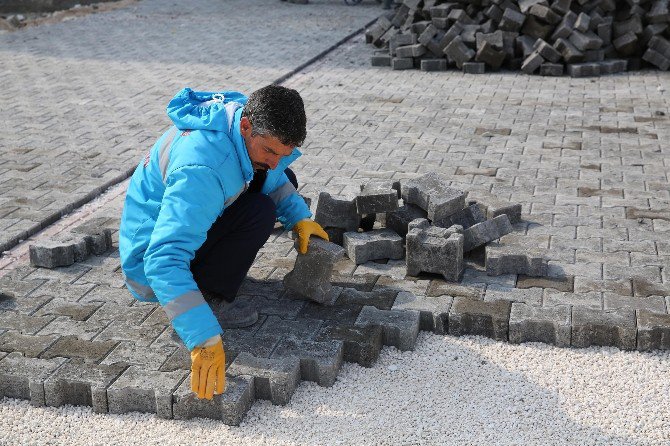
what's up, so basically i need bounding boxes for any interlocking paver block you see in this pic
[314,192,359,232]
[444,35,475,69]
[355,183,399,215]
[384,204,428,238]
[34,298,100,321]
[521,51,544,74]
[354,305,420,351]
[40,335,118,363]
[637,310,670,351]
[270,338,344,387]
[29,238,79,269]
[254,316,323,342]
[336,288,399,310]
[391,291,453,334]
[226,352,300,406]
[603,295,666,313]
[107,366,187,419]
[70,219,113,255]
[283,238,345,305]
[448,297,511,341]
[435,202,486,229]
[0,331,58,358]
[0,352,67,406]
[533,38,561,62]
[402,173,466,223]
[499,8,526,32]
[463,215,513,252]
[172,375,255,425]
[315,324,383,368]
[406,220,464,282]
[486,243,548,277]
[343,229,403,265]
[509,303,571,347]
[571,307,636,350]
[44,361,126,413]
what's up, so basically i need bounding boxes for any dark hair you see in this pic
[241,85,307,147]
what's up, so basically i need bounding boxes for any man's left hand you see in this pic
[292,219,329,254]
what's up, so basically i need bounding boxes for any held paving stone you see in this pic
[172,375,255,425]
[226,353,300,406]
[509,303,571,347]
[107,366,188,419]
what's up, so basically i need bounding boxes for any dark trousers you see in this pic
[190,169,298,302]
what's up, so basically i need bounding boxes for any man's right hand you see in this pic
[190,335,226,399]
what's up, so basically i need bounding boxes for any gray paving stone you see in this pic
[283,238,345,305]
[0,352,67,406]
[354,305,420,351]
[40,335,119,364]
[0,331,58,358]
[434,202,486,229]
[391,291,452,334]
[637,310,670,351]
[343,229,403,265]
[314,192,359,232]
[34,298,100,321]
[298,302,362,326]
[336,288,399,311]
[100,342,176,370]
[355,183,399,215]
[406,220,464,282]
[485,243,548,277]
[448,297,511,341]
[463,215,513,252]
[427,281,484,299]
[509,303,571,347]
[226,353,300,406]
[172,375,255,425]
[571,307,636,350]
[255,316,323,341]
[315,324,383,368]
[384,204,428,238]
[603,295,667,314]
[401,172,466,223]
[0,312,54,335]
[107,366,187,418]
[517,275,574,292]
[270,338,344,387]
[44,361,126,413]
[93,322,165,347]
[484,285,543,306]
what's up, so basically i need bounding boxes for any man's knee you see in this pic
[239,193,276,238]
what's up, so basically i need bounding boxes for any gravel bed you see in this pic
[1,333,668,446]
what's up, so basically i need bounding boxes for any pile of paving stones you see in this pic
[366,0,670,76]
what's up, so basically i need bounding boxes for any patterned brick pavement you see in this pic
[0,0,381,252]
[0,1,669,426]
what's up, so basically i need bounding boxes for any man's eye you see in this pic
[264,148,273,154]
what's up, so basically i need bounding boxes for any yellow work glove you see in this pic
[292,219,329,254]
[190,335,226,400]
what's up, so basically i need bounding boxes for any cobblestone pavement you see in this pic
[0,0,381,252]
[1,3,670,426]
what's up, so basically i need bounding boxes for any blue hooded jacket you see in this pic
[118,88,311,350]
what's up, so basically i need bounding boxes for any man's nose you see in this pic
[268,156,280,170]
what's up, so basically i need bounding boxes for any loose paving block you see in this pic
[533,38,561,62]
[70,221,113,256]
[107,367,187,418]
[569,30,603,51]
[643,48,670,70]
[315,324,383,368]
[392,291,453,334]
[529,4,560,24]
[371,54,392,67]
[613,32,638,56]
[270,338,343,387]
[0,353,67,406]
[649,36,670,58]
[571,307,636,350]
[392,57,414,70]
[29,239,78,269]
[343,229,403,265]
[462,215,513,252]
[444,36,475,68]
[475,40,506,69]
[472,196,522,224]
[406,220,464,282]
[226,353,300,406]
[637,310,670,351]
[0,331,59,357]
[567,62,601,77]
[499,8,526,32]
[356,183,399,215]
[485,243,548,277]
[283,238,345,305]
[420,58,448,71]
[521,51,544,74]
[172,375,255,425]
[336,288,399,311]
[44,361,126,413]
[574,12,590,32]
[384,204,428,237]
[401,172,466,223]
[509,303,571,347]
[434,202,486,229]
[355,306,421,351]
[448,297,511,341]
[555,37,584,62]
[522,16,553,40]
[540,62,564,75]
[463,61,486,73]
[40,336,119,363]
[395,44,426,58]
[314,192,359,232]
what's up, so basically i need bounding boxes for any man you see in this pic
[118,85,328,401]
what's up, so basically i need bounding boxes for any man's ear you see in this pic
[240,116,252,138]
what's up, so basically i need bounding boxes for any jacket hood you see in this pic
[166,88,247,132]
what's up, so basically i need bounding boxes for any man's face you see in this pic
[240,116,294,171]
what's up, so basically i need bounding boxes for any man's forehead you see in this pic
[262,134,294,155]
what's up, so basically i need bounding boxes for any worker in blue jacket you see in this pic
[119,85,328,400]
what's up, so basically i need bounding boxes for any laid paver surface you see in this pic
[0,0,381,252]
[1,0,670,427]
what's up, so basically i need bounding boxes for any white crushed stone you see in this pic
[1,333,668,446]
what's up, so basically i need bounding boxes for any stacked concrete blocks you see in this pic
[343,229,404,265]
[366,0,670,76]
[283,238,345,305]
[406,219,464,282]
[463,215,513,252]
[401,172,466,224]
